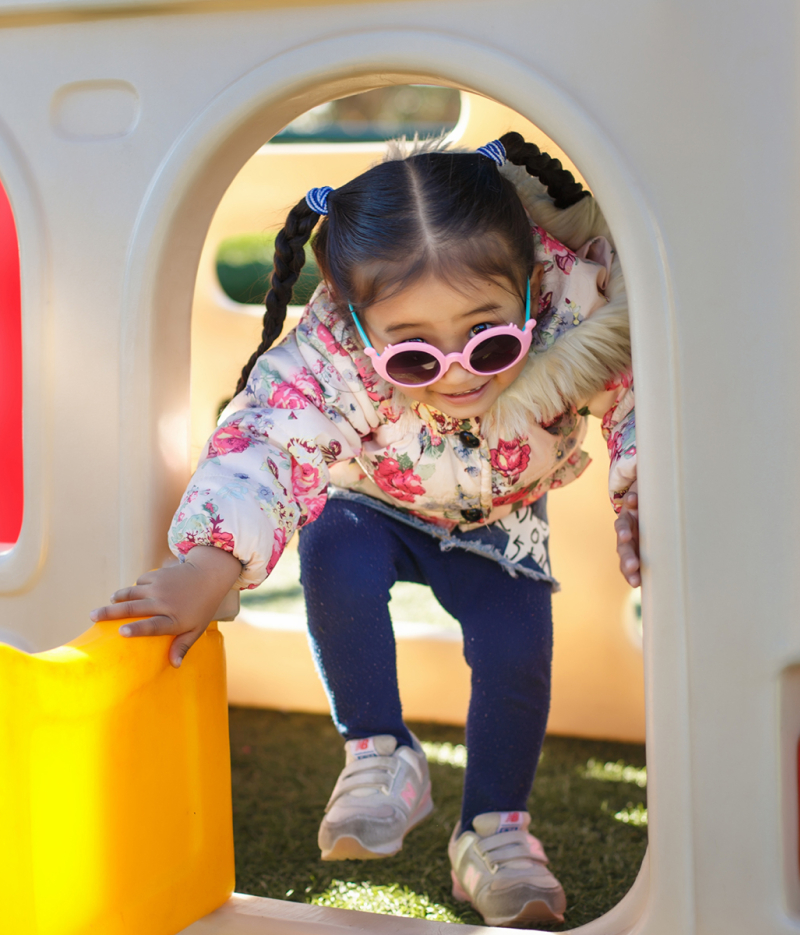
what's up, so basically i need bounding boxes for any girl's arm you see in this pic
[92,323,370,663]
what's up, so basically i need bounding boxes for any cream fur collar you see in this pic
[479,165,629,437]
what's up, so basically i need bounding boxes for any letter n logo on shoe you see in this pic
[352,738,377,759]
[400,780,416,807]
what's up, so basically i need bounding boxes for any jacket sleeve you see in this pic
[167,315,379,589]
[587,375,636,512]
[578,238,635,511]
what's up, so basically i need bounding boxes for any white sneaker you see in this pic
[318,734,433,860]
[448,811,566,927]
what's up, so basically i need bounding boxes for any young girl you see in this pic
[92,132,639,928]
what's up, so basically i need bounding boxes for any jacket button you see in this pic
[459,431,481,448]
[460,508,483,523]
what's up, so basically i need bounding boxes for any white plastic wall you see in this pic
[1,1,799,933]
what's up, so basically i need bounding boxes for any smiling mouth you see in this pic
[439,382,489,399]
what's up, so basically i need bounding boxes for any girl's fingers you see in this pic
[109,585,149,604]
[169,627,206,668]
[618,544,640,578]
[626,566,641,587]
[90,598,158,622]
[615,513,636,542]
[118,616,178,638]
[615,511,641,587]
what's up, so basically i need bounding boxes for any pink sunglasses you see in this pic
[350,282,535,388]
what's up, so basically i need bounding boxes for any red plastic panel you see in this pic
[0,180,22,548]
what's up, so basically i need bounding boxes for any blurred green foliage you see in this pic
[216,232,322,306]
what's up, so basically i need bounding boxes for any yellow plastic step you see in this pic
[0,620,234,935]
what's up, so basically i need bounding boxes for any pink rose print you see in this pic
[491,488,531,508]
[303,493,327,524]
[208,419,252,458]
[316,322,349,358]
[265,526,287,576]
[493,478,547,508]
[210,529,235,552]
[534,225,568,255]
[373,457,425,504]
[490,439,532,482]
[353,353,386,393]
[555,251,576,275]
[174,504,236,557]
[267,382,309,410]
[293,368,325,406]
[607,431,624,460]
[604,370,633,391]
[291,459,322,498]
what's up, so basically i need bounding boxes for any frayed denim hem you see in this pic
[327,487,560,592]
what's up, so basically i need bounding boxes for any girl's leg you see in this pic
[298,499,424,748]
[425,551,553,830]
[300,501,439,861]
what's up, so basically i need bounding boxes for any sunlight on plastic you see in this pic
[583,758,647,787]
[421,740,467,768]
[310,880,461,922]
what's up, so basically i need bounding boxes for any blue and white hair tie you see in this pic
[476,140,506,167]
[305,186,334,216]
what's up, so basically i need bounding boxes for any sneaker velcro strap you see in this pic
[477,829,543,867]
[324,756,400,810]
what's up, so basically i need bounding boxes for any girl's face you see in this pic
[359,265,544,419]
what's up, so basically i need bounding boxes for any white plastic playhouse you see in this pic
[1,1,799,934]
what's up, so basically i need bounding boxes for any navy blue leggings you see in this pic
[298,499,553,831]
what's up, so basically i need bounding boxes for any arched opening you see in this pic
[0,178,22,553]
[121,34,681,932]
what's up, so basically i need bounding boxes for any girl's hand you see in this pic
[89,546,242,667]
[614,481,641,587]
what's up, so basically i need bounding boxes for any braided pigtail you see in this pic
[234,197,320,395]
[500,131,588,210]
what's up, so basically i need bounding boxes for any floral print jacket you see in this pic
[169,226,636,590]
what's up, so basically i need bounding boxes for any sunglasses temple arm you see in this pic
[524,280,531,324]
[349,306,373,348]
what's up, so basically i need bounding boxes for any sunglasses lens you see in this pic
[469,333,523,373]
[385,349,442,385]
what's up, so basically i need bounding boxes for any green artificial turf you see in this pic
[230,708,647,930]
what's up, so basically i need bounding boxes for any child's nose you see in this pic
[436,361,478,389]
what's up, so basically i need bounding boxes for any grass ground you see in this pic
[230,708,647,930]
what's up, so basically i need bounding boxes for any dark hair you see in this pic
[234,130,589,395]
